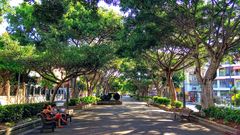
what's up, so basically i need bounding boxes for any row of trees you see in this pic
[0,0,239,109]
[110,0,239,108]
[0,0,122,102]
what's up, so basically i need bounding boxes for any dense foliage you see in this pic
[203,107,240,124]
[0,102,46,122]
[153,96,171,106]
[68,96,100,106]
[173,101,183,108]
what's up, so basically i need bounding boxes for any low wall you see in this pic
[0,119,41,135]
[0,95,47,105]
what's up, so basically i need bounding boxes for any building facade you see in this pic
[185,63,240,103]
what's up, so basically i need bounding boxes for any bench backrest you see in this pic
[37,112,50,123]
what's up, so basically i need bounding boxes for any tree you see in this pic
[143,43,193,101]
[0,0,9,23]
[7,0,122,102]
[114,0,194,102]
[168,0,240,108]
[0,33,34,97]
[110,0,239,108]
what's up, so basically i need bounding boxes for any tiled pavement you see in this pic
[22,96,223,135]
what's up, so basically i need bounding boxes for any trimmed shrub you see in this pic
[68,98,80,106]
[153,96,171,106]
[0,102,46,123]
[80,96,100,104]
[173,101,183,108]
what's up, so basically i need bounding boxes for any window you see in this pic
[219,68,225,76]
[236,80,240,88]
[213,80,218,88]
[219,79,232,88]
[234,69,240,76]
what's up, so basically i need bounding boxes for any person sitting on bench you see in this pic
[50,104,68,124]
[42,104,67,128]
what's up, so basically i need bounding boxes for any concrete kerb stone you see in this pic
[0,104,93,135]
[190,115,238,134]
[149,102,238,134]
[0,119,41,135]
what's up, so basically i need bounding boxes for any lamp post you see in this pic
[182,68,186,108]
[66,81,70,109]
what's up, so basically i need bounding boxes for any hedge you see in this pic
[203,106,240,124]
[173,101,183,108]
[0,102,46,123]
[69,96,100,106]
[153,96,171,106]
[69,98,80,106]
[80,96,100,104]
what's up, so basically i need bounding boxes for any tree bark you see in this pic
[200,80,214,109]
[72,77,79,98]
[165,71,177,102]
[50,81,64,103]
[195,56,221,109]
[0,72,11,98]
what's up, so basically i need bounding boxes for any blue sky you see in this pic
[0,0,121,35]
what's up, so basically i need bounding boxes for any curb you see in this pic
[190,115,238,134]
[0,119,41,135]
[0,104,93,135]
[150,102,238,134]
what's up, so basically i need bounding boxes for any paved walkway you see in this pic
[23,96,223,135]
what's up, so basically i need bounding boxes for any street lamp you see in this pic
[182,68,186,108]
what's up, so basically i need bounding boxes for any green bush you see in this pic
[68,98,80,106]
[232,93,240,105]
[173,101,183,108]
[153,96,171,106]
[195,104,202,111]
[80,96,100,104]
[203,106,240,124]
[0,102,46,123]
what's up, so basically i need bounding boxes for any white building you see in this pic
[185,62,240,103]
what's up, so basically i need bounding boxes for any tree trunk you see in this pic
[22,82,26,103]
[72,77,79,98]
[50,81,64,103]
[166,71,177,102]
[0,71,11,96]
[200,80,214,109]
[195,57,221,109]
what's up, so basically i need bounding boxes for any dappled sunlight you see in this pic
[148,130,161,134]
[96,113,115,116]
[179,123,211,132]
[163,133,177,135]
[73,127,88,130]
[109,125,121,128]
[113,130,134,134]
[26,97,222,135]
[156,119,173,122]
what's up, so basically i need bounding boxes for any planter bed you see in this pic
[151,102,239,134]
[150,103,181,112]
[0,119,40,135]
[68,103,92,110]
[0,104,94,135]
[97,100,122,105]
[190,115,238,134]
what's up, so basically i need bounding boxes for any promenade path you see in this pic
[24,96,222,135]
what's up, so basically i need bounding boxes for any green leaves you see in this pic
[0,0,9,23]
[0,33,35,72]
